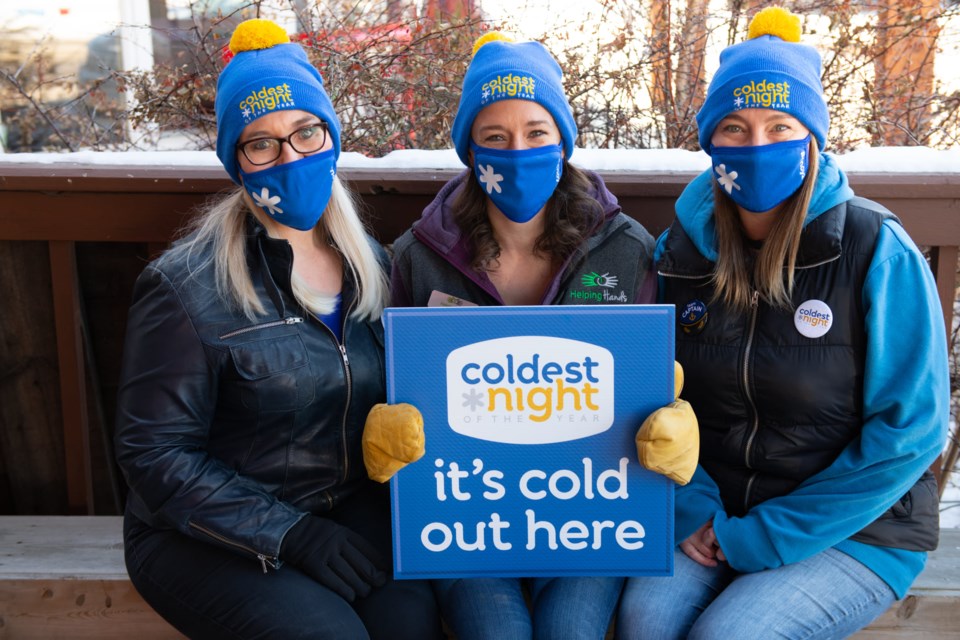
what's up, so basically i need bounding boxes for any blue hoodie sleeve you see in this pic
[675,465,725,543]
[713,220,950,572]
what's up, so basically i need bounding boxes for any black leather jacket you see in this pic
[115,217,387,568]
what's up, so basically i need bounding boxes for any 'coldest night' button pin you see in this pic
[679,300,708,335]
[794,299,833,338]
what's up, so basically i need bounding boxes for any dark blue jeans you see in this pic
[124,484,443,640]
[433,575,623,640]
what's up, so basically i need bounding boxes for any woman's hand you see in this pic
[280,516,386,602]
[680,520,726,567]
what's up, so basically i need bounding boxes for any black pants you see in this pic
[124,484,444,640]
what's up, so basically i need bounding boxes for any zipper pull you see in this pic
[285,317,304,325]
[339,343,350,367]
[751,290,760,307]
[256,554,280,573]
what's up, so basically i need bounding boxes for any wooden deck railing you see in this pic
[1,159,958,515]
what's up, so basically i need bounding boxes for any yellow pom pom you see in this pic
[472,31,514,56]
[748,6,802,43]
[229,19,289,55]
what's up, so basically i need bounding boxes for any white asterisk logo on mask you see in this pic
[252,187,283,216]
[714,164,741,194]
[477,164,504,194]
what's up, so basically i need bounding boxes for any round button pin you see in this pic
[794,299,833,338]
[680,300,708,335]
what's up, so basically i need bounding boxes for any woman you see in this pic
[114,19,442,639]
[371,33,698,640]
[391,33,654,311]
[616,7,948,639]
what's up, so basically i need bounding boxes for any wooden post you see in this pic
[927,245,957,345]
[0,241,66,513]
[48,241,94,514]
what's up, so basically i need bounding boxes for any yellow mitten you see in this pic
[362,403,425,483]
[635,361,699,485]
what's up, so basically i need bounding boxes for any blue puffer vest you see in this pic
[657,197,938,551]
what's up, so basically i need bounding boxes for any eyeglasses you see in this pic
[236,122,329,166]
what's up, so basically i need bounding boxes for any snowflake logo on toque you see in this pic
[478,164,504,194]
[252,187,283,216]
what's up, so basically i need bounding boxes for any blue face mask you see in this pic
[709,136,811,213]
[470,141,564,223]
[239,148,337,231]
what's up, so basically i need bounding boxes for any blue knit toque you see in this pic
[215,19,341,184]
[696,7,829,151]
[451,34,577,165]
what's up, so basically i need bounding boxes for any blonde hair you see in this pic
[170,176,387,322]
[711,138,820,314]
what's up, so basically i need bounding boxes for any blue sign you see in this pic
[384,305,674,579]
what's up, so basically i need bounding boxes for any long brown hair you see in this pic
[453,161,604,272]
[711,138,820,314]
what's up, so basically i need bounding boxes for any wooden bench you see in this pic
[0,516,956,638]
[0,516,183,639]
[851,527,960,639]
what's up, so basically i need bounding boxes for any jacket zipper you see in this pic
[739,255,841,508]
[795,254,842,271]
[189,522,278,574]
[219,316,304,340]
[663,254,842,512]
[658,251,840,281]
[338,342,353,482]
[657,269,705,280]
[741,290,761,512]
[309,296,357,484]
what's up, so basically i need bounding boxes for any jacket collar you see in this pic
[246,215,357,319]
